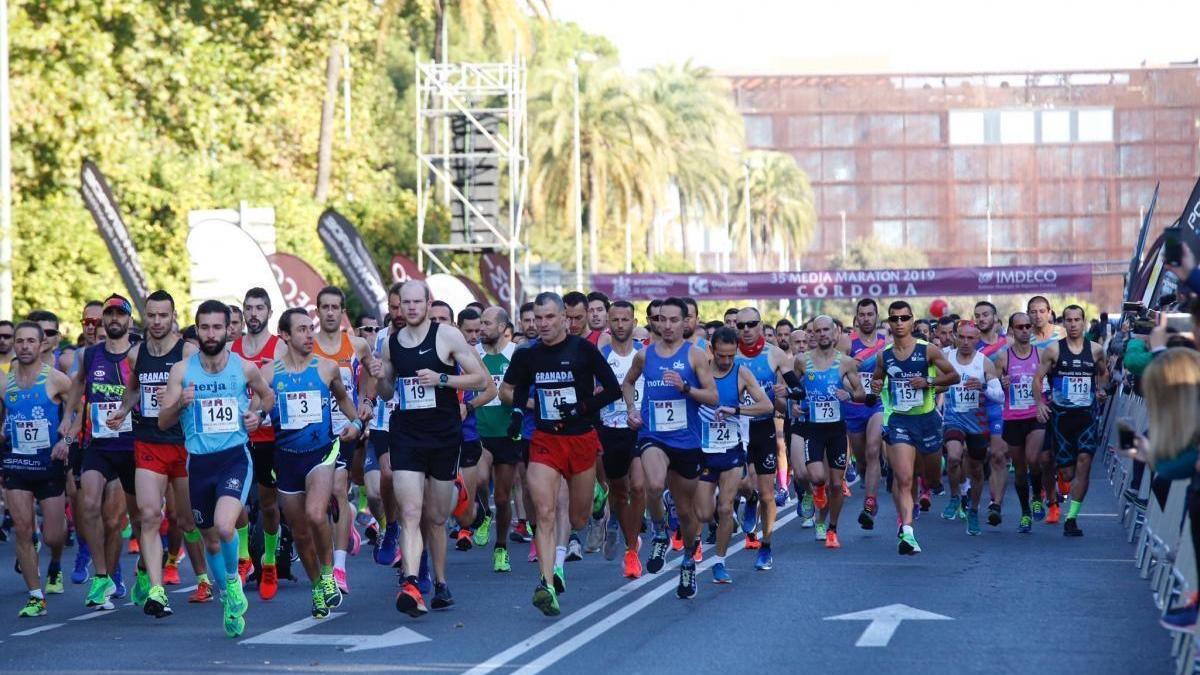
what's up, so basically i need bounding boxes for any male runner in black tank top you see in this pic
[375,280,488,617]
[108,290,209,616]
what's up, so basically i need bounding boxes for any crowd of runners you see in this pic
[0,282,1111,633]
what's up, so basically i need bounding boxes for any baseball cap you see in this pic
[102,294,132,315]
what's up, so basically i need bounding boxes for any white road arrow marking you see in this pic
[240,612,430,652]
[824,603,952,647]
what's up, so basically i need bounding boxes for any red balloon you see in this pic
[929,299,948,319]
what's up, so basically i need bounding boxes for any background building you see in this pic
[725,65,1200,307]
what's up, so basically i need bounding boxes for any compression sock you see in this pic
[220,535,240,579]
[236,525,249,559]
[1016,472,1031,516]
[262,529,279,565]
[1067,499,1083,520]
[203,550,226,592]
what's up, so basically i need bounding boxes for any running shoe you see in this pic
[918,489,932,512]
[493,547,511,573]
[754,545,773,570]
[691,539,703,563]
[163,562,181,586]
[473,515,492,547]
[71,543,91,584]
[664,490,679,532]
[143,585,173,619]
[1161,599,1199,633]
[858,506,876,531]
[1046,502,1061,524]
[532,581,560,616]
[670,529,684,552]
[311,584,330,619]
[349,522,362,556]
[375,523,399,565]
[742,493,759,534]
[456,529,474,551]
[452,474,471,520]
[1063,518,1083,537]
[226,576,249,617]
[259,563,278,600]
[417,551,433,594]
[744,532,761,549]
[845,461,859,486]
[431,582,454,610]
[237,557,254,584]
[85,575,115,610]
[1057,475,1071,502]
[566,534,583,561]
[46,570,64,595]
[511,520,533,543]
[131,568,150,607]
[592,482,609,521]
[942,496,961,521]
[585,520,605,554]
[712,562,732,584]
[623,548,643,579]
[603,517,621,561]
[395,577,427,617]
[800,492,816,520]
[322,573,342,609]
[356,508,375,528]
[222,605,245,638]
[334,567,349,594]
[677,561,698,599]
[364,520,380,548]
[897,530,922,555]
[527,541,538,563]
[646,536,669,574]
[18,596,46,618]
[1031,499,1046,522]
[189,580,214,603]
[815,522,828,542]
[801,515,815,529]
[966,509,981,536]
[813,484,828,510]
[842,480,852,498]
[1018,515,1032,534]
[705,521,717,545]
[112,564,127,599]
[774,486,789,508]
[987,503,1002,526]
[825,530,841,549]
[553,566,566,594]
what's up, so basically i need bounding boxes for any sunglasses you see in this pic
[736,320,761,330]
[359,326,378,333]
[82,318,101,327]
[887,315,913,323]
[1012,323,1033,330]
[43,329,59,337]
[0,334,12,340]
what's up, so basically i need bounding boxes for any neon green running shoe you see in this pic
[222,603,245,638]
[553,565,566,594]
[532,581,559,616]
[131,568,151,607]
[898,530,922,555]
[311,584,329,619]
[85,576,115,610]
[18,596,46,618]
[492,546,511,573]
[592,482,609,520]
[121,522,133,540]
[815,522,828,542]
[473,515,492,547]
[224,576,248,618]
[45,570,64,595]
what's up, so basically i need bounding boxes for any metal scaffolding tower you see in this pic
[415,57,528,314]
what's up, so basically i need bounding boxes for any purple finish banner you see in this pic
[591,264,1092,301]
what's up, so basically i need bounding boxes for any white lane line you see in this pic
[1078,513,1119,517]
[12,623,64,636]
[171,584,198,595]
[465,505,799,675]
[69,610,118,621]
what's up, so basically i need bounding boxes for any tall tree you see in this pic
[732,151,817,271]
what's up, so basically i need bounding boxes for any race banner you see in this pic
[591,264,1093,301]
[268,252,350,330]
[457,275,491,306]
[317,209,388,320]
[479,252,523,309]
[80,160,150,319]
[390,253,425,283]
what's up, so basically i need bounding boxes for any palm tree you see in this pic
[732,151,817,271]
[376,0,548,59]
[528,59,671,276]
[641,62,744,260]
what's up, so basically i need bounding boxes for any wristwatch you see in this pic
[439,373,449,387]
[681,381,692,394]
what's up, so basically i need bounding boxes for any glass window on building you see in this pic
[1077,108,1114,143]
[1000,110,1036,144]
[1039,218,1071,245]
[745,115,774,148]
[787,115,821,148]
[867,114,904,145]
[822,150,856,182]
[949,110,985,145]
[989,217,1032,250]
[904,113,941,144]
[873,185,906,219]
[871,150,904,181]
[1040,110,1071,143]
[872,220,905,248]
[905,220,939,249]
[822,114,859,146]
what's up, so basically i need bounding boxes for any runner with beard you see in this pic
[973,301,1011,526]
[476,306,521,572]
[585,292,609,346]
[518,302,537,343]
[842,299,888,530]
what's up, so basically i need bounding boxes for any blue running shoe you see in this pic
[375,523,399,566]
[664,490,679,533]
[800,492,815,520]
[774,486,788,508]
[711,562,732,584]
[417,551,433,595]
[1031,499,1046,522]
[603,516,621,561]
[966,509,981,536]
[72,542,92,584]
[845,461,859,486]
[112,563,127,599]
[754,545,773,571]
[742,493,759,534]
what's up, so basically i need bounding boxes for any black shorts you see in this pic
[274,443,338,495]
[459,439,483,469]
[390,442,460,482]
[336,437,357,470]
[1049,408,1101,468]
[81,448,136,494]
[250,440,277,488]
[802,421,848,470]
[944,428,990,461]
[635,440,702,480]
[1002,418,1045,447]
[699,444,746,482]
[187,445,251,530]
[69,442,84,484]
[746,418,778,474]
[3,468,66,501]
[481,436,524,466]
[597,426,637,480]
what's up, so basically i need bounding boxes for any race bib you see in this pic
[1009,377,1034,410]
[484,375,503,406]
[650,399,686,432]
[282,390,322,430]
[1062,376,1092,406]
[13,419,50,454]
[701,420,737,453]
[537,387,577,421]
[198,397,239,434]
[891,380,923,412]
[811,398,841,423]
[859,372,873,391]
[331,367,355,427]
[140,385,163,418]
[371,397,397,431]
[951,385,979,413]
[90,401,131,439]
[397,377,435,410]
[606,380,643,415]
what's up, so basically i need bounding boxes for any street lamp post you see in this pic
[0,1,12,319]
[569,57,583,291]
[839,210,847,260]
[742,160,752,272]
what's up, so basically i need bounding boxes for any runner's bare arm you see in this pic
[735,366,773,417]
[435,327,488,391]
[1093,341,1110,397]
[687,345,719,407]
[156,361,191,431]
[621,350,646,428]
[325,360,361,442]
[377,355,396,401]
[110,345,141,425]
[59,354,88,440]
[1032,343,1058,422]
[842,358,868,403]
[470,369,499,409]
[243,360,275,433]
[926,347,961,388]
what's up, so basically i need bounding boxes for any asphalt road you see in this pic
[0,460,1174,674]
